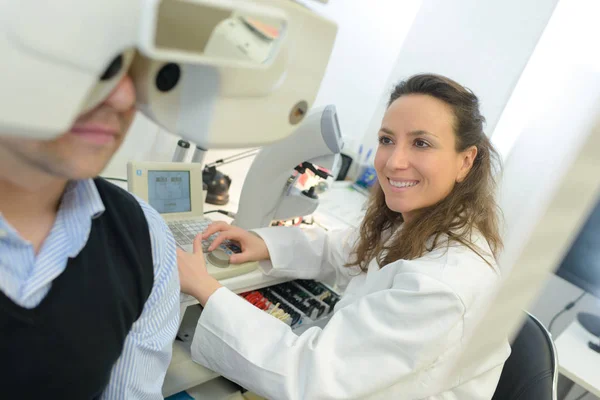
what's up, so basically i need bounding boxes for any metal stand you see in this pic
[172,140,191,162]
[578,312,600,354]
[191,146,207,166]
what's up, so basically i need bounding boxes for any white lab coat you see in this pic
[191,226,511,400]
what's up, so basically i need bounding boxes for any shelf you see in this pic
[166,273,297,396]
[224,269,292,295]
[184,377,244,399]
[179,269,292,307]
[162,340,220,398]
[163,304,217,397]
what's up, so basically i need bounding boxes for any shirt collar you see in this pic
[57,179,105,257]
[63,179,106,220]
[0,179,106,257]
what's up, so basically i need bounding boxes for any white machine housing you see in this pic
[0,0,337,149]
[235,105,344,230]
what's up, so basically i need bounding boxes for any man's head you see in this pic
[0,75,136,180]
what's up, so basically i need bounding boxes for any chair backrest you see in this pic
[492,312,558,400]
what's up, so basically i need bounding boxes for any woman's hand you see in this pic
[177,234,222,306]
[202,221,270,264]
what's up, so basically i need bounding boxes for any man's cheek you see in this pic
[121,109,137,134]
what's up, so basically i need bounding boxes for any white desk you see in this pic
[164,211,293,397]
[165,269,293,397]
[555,319,600,398]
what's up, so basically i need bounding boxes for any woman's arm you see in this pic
[177,224,358,305]
[190,267,466,400]
[199,221,359,290]
[251,226,359,290]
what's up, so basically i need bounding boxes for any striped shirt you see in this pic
[0,179,180,399]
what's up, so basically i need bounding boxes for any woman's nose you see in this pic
[386,145,410,170]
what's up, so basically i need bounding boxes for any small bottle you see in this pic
[354,148,376,189]
[355,164,377,189]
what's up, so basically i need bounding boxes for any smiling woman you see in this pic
[352,73,502,270]
[178,73,509,400]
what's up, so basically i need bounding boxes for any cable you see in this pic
[205,149,259,168]
[102,177,127,182]
[203,209,236,218]
[572,390,589,400]
[548,290,586,335]
[309,218,330,231]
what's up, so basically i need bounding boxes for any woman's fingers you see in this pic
[199,222,262,264]
[201,221,231,238]
[193,233,204,255]
[207,231,233,252]
[229,252,251,265]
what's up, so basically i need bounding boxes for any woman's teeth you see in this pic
[389,179,418,188]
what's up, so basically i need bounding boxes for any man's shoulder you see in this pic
[93,178,169,238]
[95,179,176,275]
[132,195,173,248]
[132,193,181,300]
[93,178,136,202]
[137,197,170,239]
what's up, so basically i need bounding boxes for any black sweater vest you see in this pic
[0,179,154,399]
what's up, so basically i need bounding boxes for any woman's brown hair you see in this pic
[349,73,502,271]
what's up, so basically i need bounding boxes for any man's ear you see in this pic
[457,146,478,183]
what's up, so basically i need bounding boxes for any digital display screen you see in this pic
[148,170,191,214]
[555,194,600,298]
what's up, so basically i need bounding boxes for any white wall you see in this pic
[504,2,600,397]
[299,0,422,145]
[492,0,600,333]
[358,0,560,152]
[492,0,600,161]
[102,0,423,180]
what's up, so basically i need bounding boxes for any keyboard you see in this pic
[167,218,241,254]
[167,218,216,252]
[167,218,255,281]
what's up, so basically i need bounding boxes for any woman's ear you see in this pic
[457,146,478,183]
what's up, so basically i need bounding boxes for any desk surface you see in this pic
[555,318,600,397]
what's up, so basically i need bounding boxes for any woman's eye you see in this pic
[378,136,393,145]
[414,139,430,148]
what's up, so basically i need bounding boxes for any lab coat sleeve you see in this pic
[191,267,466,400]
[251,226,359,289]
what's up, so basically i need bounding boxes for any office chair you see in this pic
[492,312,558,400]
